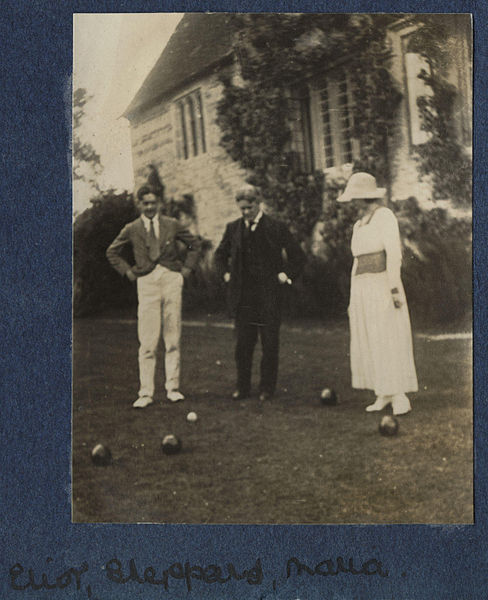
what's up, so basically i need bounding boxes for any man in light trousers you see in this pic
[106,185,201,407]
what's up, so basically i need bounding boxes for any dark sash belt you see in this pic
[355,250,386,275]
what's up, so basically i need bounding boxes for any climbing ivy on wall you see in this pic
[216,13,402,241]
[408,15,472,206]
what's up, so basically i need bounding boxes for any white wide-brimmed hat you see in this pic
[336,172,386,203]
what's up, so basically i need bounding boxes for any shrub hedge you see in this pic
[74,192,471,328]
[73,191,138,316]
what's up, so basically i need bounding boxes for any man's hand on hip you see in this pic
[278,272,292,285]
[223,272,231,283]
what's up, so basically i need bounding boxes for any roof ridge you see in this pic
[124,13,240,119]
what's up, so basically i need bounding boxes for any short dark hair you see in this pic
[137,185,157,202]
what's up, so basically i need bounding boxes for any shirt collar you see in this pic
[141,214,157,230]
[253,210,264,226]
[245,209,263,230]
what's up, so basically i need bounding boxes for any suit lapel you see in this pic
[236,219,246,250]
[230,219,244,267]
[135,217,147,244]
[255,213,266,233]
[132,218,151,261]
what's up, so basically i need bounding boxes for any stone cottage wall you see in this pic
[386,18,471,205]
[129,69,248,248]
[386,21,433,205]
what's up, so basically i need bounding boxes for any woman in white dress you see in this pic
[337,172,418,415]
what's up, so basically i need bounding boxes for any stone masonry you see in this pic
[130,69,248,248]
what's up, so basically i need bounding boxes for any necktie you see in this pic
[148,218,160,262]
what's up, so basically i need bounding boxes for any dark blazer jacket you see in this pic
[106,215,201,278]
[214,213,306,318]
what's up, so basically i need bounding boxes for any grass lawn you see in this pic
[72,317,472,524]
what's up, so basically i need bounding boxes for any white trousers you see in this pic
[136,265,183,398]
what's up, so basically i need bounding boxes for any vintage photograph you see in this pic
[72,13,472,524]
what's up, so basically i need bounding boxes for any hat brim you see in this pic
[337,188,386,203]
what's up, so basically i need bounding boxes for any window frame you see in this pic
[174,88,207,160]
[288,86,314,173]
[309,70,359,172]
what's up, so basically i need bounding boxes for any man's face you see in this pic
[237,197,260,223]
[139,193,159,219]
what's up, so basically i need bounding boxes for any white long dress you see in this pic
[348,207,418,396]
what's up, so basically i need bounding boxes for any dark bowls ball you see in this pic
[161,434,182,455]
[320,388,338,406]
[91,443,112,466]
[379,416,399,436]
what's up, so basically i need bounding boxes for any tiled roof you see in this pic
[124,13,239,119]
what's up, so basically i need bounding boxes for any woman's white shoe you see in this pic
[392,393,412,415]
[365,396,392,412]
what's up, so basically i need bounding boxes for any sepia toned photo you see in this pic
[72,12,472,524]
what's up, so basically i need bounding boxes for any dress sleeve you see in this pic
[350,220,359,276]
[378,208,402,291]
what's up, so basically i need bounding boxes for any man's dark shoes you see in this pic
[258,391,272,402]
[232,390,249,401]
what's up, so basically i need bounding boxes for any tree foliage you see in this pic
[214,15,471,326]
[73,190,138,316]
[73,87,103,190]
[216,14,402,241]
[408,16,472,206]
[395,197,471,326]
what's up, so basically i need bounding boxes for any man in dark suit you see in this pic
[215,184,306,401]
[106,185,201,408]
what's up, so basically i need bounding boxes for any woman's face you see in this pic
[353,198,369,215]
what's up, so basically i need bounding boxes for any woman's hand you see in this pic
[391,288,403,309]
